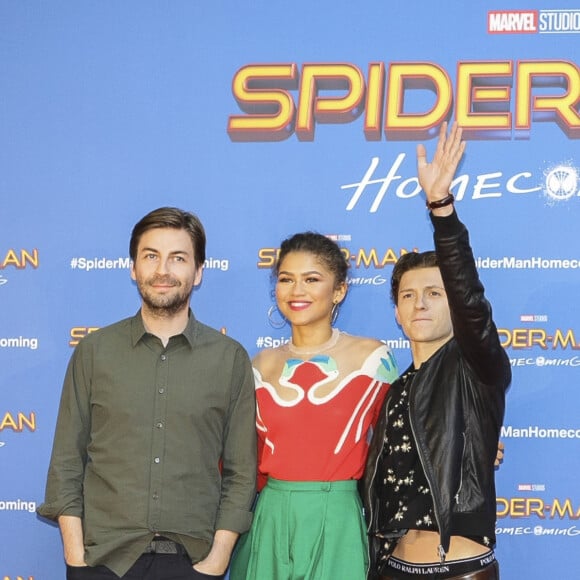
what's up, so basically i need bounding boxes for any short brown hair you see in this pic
[390,251,439,305]
[129,207,206,268]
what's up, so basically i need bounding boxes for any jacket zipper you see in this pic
[407,373,447,564]
[365,394,394,575]
[454,431,467,505]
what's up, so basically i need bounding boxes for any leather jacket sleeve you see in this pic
[432,210,511,388]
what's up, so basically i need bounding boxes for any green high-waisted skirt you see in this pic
[229,477,368,580]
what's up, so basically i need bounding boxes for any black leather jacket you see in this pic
[362,211,511,578]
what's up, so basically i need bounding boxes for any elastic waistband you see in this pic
[266,477,358,492]
[381,551,496,579]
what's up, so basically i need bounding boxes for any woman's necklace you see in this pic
[288,328,341,355]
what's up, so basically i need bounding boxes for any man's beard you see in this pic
[137,275,192,317]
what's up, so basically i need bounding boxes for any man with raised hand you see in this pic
[364,124,510,580]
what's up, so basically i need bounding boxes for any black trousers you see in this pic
[66,554,224,580]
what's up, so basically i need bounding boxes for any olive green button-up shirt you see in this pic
[38,311,257,577]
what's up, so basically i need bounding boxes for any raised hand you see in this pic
[417,121,466,208]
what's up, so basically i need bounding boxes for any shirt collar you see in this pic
[130,309,197,348]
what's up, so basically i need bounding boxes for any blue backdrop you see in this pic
[1,1,579,578]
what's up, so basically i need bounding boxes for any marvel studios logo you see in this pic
[488,9,580,34]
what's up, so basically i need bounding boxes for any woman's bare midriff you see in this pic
[392,530,489,563]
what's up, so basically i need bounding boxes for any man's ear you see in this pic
[194,266,203,286]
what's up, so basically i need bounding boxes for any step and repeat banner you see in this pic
[1,1,579,578]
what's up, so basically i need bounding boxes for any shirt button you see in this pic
[154,457,160,464]
[152,492,159,500]
[158,387,165,394]
[161,355,167,361]
[156,422,163,429]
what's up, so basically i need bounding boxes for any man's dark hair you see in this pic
[275,232,348,289]
[390,251,439,305]
[129,207,206,268]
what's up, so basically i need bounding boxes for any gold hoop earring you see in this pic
[268,305,287,329]
[331,302,340,326]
